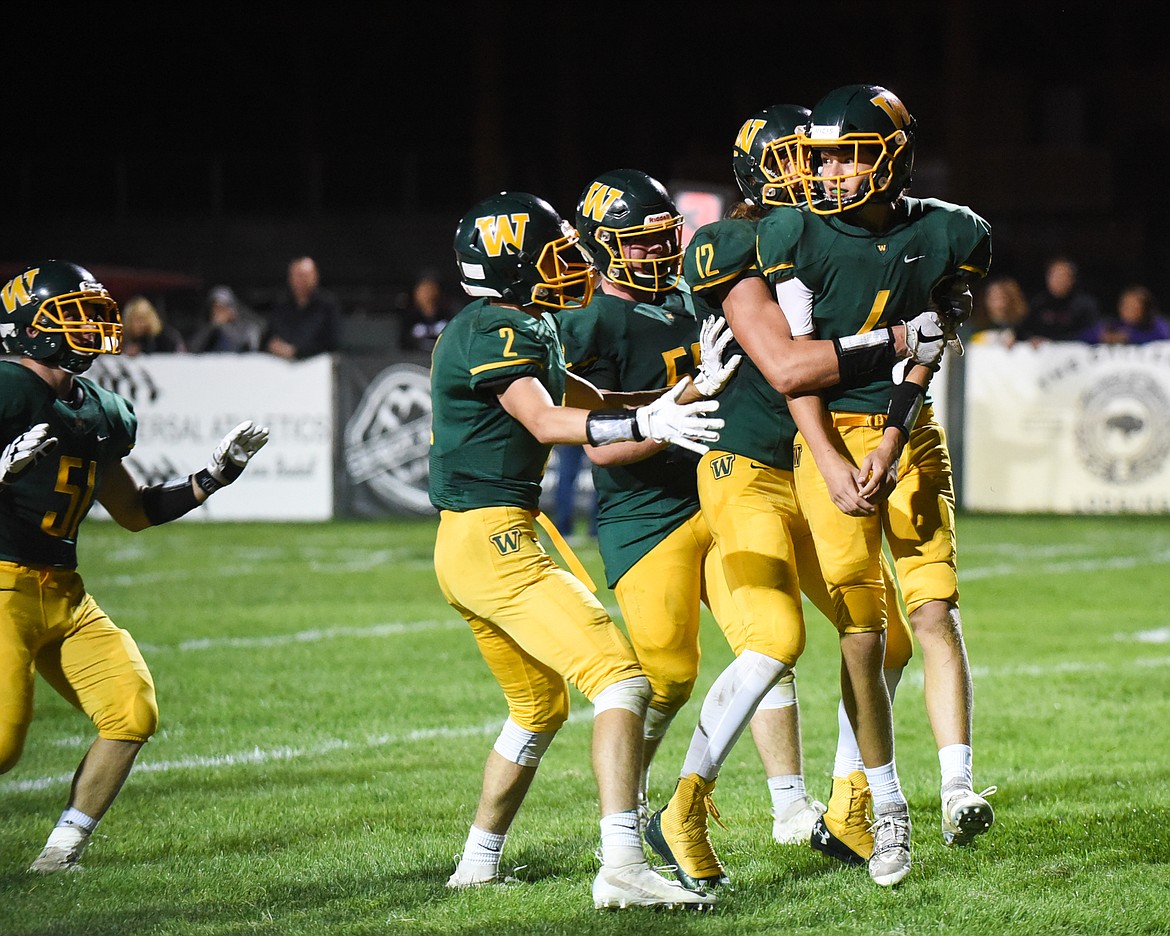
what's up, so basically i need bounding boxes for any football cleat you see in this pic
[593,861,717,910]
[29,843,87,874]
[772,794,827,846]
[645,774,730,892]
[868,801,912,887]
[941,783,997,846]
[810,770,873,865]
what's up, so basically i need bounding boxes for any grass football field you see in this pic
[2,513,1168,935]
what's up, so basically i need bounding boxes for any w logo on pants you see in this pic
[490,528,525,555]
[709,454,736,479]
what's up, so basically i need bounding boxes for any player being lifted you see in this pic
[647,106,947,890]
[772,84,996,877]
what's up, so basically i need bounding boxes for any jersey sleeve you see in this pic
[684,218,761,304]
[952,205,993,280]
[465,309,552,394]
[755,207,807,285]
[79,377,137,459]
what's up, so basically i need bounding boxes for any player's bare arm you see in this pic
[501,374,722,455]
[788,389,878,517]
[723,277,919,395]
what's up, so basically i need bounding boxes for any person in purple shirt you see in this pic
[1084,285,1170,345]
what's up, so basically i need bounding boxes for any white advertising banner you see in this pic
[964,341,1170,513]
[87,354,334,520]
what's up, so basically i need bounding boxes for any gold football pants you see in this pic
[434,507,643,733]
[793,406,959,638]
[612,510,737,719]
[697,453,911,667]
[0,561,158,773]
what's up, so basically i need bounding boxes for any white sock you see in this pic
[57,807,98,834]
[767,774,808,813]
[599,811,644,867]
[939,743,974,792]
[681,650,789,779]
[864,760,908,812]
[833,698,865,777]
[459,825,506,871]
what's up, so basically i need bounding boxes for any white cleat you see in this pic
[868,803,911,887]
[446,859,506,889]
[29,844,86,874]
[941,784,997,847]
[772,795,827,846]
[592,862,718,911]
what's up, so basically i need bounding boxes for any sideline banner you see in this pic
[335,355,434,517]
[87,354,334,520]
[964,341,1170,512]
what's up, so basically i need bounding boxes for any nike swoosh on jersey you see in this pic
[903,255,926,263]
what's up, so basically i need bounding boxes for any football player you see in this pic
[563,167,830,846]
[431,192,721,911]
[771,84,996,878]
[0,260,269,873]
[646,108,945,891]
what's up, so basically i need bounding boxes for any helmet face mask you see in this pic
[576,169,683,294]
[454,192,594,310]
[795,84,916,215]
[0,262,123,372]
[732,105,812,208]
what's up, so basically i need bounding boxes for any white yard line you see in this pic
[4,711,593,794]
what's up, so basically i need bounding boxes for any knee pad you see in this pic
[492,718,556,767]
[754,670,798,711]
[593,675,651,718]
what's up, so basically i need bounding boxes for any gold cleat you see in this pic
[645,773,730,892]
[810,770,873,865]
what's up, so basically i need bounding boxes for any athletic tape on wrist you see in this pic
[585,410,643,446]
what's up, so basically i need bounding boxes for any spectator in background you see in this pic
[189,285,263,353]
[398,269,453,354]
[263,256,342,359]
[970,275,1028,347]
[1015,255,1101,344]
[1084,285,1170,345]
[121,296,187,356]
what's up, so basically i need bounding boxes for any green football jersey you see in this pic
[684,217,800,470]
[757,197,992,414]
[559,288,708,587]
[0,361,137,568]
[429,299,566,512]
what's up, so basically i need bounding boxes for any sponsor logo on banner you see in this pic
[344,363,432,513]
[1076,372,1170,484]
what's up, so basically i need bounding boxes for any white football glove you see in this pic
[206,420,270,485]
[635,379,723,455]
[904,310,948,368]
[0,423,58,486]
[692,315,743,398]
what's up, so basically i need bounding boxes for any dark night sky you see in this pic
[6,2,1167,307]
